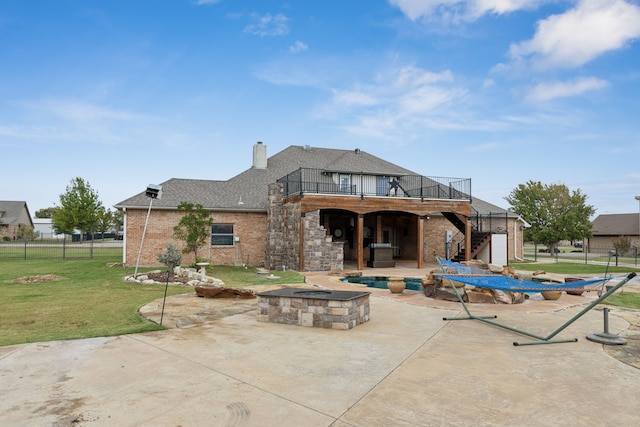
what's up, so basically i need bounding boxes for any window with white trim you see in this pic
[211,223,234,246]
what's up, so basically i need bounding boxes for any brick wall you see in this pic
[124,209,267,267]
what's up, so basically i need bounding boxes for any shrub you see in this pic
[157,243,182,269]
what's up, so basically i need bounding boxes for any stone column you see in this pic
[356,214,364,270]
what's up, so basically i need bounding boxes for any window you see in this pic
[340,174,351,194]
[211,223,234,246]
[377,176,389,196]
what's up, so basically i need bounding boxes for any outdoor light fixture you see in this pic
[145,184,162,199]
[134,184,163,277]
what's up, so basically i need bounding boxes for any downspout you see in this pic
[514,218,523,261]
[514,215,531,261]
[122,207,127,265]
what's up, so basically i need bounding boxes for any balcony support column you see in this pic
[417,215,425,269]
[356,214,364,270]
[465,217,472,261]
[299,212,306,271]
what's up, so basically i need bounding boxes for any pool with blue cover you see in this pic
[341,276,423,291]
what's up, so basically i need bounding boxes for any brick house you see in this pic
[0,201,34,240]
[589,213,640,249]
[115,143,524,271]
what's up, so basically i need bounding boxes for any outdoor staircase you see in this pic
[452,231,491,262]
[441,212,492,262]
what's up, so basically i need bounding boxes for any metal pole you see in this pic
[636,195,640,266]
[133,198,154,277]
[160,263,172,325]
[516,272,636,346]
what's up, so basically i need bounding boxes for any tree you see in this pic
[17,226,39,241]
[505,180,595,253]
[157,243,183,269]
[96,207,115,239]
[52,177,104,241]
[173,202,213,262]
[612,235,631,256]
[35,207,57,218]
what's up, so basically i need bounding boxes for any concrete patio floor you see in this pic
[1,264,639,426]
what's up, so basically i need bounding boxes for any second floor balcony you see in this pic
[277,168,471,202]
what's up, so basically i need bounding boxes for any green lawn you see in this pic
[604,292,640,310]
[0,260,191,346]
[205,264,306,287]
[509,262,640,275]
[510,261,640,310]
[0,260,306,347]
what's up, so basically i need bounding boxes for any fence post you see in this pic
[584,245,588,264]
[63,236,66,260]
[23,239,27,261]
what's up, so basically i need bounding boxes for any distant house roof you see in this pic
[0,201,33,227]
[591,213,640,236]
[114,145,510,215]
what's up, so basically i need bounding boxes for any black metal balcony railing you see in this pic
[277,168,471,201]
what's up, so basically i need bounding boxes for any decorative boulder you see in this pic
[195,285,256,299]
[466,289,496,304]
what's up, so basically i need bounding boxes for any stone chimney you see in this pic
[253,141,267,169]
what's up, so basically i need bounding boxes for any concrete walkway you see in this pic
[2,266,640,426]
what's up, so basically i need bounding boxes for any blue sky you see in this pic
[2,0,640,217]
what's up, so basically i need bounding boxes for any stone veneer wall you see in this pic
[266,183,344,272]
[266,183,300,270]
[303,210,344,271]
[257,294,370,330]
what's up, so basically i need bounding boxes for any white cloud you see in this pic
[470,0,542,16]
[289,40,308,54]
[332,89,378,107]
[244,13,289,37]
[482,78,495,89]
[388,0,459,21]
[388,0,542,21]
[510,0,640,69]
[193,0,220,5]
[526,77,609,101]
[1,99,156,145]
[34,99,146,122]
[321,65,472,139]
[464,142,503,152]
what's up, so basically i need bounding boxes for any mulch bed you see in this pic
[146,271,192,284]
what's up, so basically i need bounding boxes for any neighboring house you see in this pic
[32,218,66,239]
[115,143,524,271]
[589,213,640,248]
[0,201,34,240]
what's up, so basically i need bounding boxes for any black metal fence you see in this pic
[524,244,640,267]
[277,168,472,201]
[0,240,123,261]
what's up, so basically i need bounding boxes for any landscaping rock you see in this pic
[195,285,256,299]
[466,289,495,304]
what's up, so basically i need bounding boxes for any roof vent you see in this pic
[253,142,267,169]
[355,148,361,154]
[304,145,312,151]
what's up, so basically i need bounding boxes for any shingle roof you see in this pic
[591,213,640,236]
[114,145,509,215]
[0,201,32,226]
